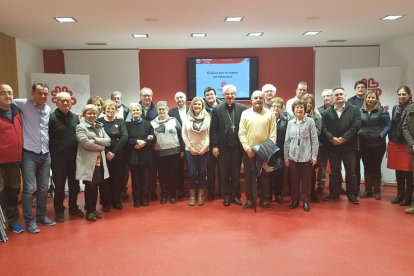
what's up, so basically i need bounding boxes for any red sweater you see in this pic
[0,104,23,164]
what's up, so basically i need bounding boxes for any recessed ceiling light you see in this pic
[53,17,77,23]
[86,42,107,46]
[224,16,244,22]
[303,31,321,36]
[380,15,404,21]
[247,32,264,37]
[326,39,347,43]
[191,33,207,38]
[132,34,149,38]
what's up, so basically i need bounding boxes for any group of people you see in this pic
[1,79,414,241]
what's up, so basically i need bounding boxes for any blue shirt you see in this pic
[14,99,51,154]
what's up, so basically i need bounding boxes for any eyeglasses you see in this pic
[0,91,13,96]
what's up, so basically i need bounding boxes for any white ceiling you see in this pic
[1,0,414,50]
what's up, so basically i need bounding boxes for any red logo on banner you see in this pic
[50,86,77,105]
[362,78,383,96]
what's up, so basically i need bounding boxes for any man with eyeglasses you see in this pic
[139,87,158,201]
[0,84,24,239]
[14,82,56,233]
[239,90,276,210]
[262,83,277,109]
[322,87,361,205]
[49,92,84,223]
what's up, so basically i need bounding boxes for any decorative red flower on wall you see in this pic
[50,86,77,105]
[362,77,383,96]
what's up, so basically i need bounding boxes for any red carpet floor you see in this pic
[1,185,413,276]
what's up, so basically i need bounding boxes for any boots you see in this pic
[197,189,205,206]
[400,173,413,206]
[360,173,374,198]
[188,190,196,206]
[392,171,406,204]
[373,173,382,200]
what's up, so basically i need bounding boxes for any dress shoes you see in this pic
[160,196,167,204]
[223,198,231,206]
[399,199,412,206]
[232,197,242,205]
[303,202,310,212]
[288,202,298,209]
[275,195,284,204]
[170,197,177,204]
[141,199,149,206]
[112,203,123,210]
[391,194,404,204]
[243,201,253,209]
[102,205,111,212]
[261,201,272,210]
[324,194,340,201]
[133,202,141,208]
[348,196,360,205]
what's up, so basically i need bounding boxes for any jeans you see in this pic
[21,151,51,224]
[185,151,208,190]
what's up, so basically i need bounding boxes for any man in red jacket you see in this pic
[0,84,24,240]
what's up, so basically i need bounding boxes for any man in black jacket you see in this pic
[49,92,83,222]
[210,84,246,206]
[322,87,361,204]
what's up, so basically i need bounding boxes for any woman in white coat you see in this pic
[76,104,110,221]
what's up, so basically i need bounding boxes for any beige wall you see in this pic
[0,32,19,96]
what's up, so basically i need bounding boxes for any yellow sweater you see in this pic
[238,107,276,152]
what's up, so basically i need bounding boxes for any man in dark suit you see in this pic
[322,87,361,204]
[168,91,188,199]
[210,84,246,206]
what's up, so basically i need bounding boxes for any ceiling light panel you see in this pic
[53,17,77,23]
[225,16,244,22]
[303,31,321,36]
[380,15,404,21]
[247,32,264,37]
[191,33,207,38]
[132,34,149,38]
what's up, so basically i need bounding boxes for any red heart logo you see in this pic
[367,78,379,88]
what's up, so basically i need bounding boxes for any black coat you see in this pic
[210,102,246,150]
[168,106,188,126]
[322,102,361,151]
[49,109,79,157]
[126,119,156,165]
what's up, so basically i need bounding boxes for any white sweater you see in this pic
[182,112,210,152]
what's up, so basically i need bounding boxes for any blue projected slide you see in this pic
[195,58,251,98]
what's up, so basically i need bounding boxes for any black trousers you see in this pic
[84,166,104,213]
[130,164,150,204]
[103,155,125,206]
[157,153,180,198]
[51,155,80,213]
[328,149,358,198]
[218,147,242,200]
[207,151,220,196]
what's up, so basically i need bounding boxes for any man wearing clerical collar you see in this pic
[210,84,246,207]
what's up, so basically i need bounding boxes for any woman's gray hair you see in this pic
[129,102,142,111]
[82,104,98,115]
[156,101,168,109]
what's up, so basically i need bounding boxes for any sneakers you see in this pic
[26,222,40,234]
[38,217,57,226]
[69,208,85,218]
[10,223,25,234]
